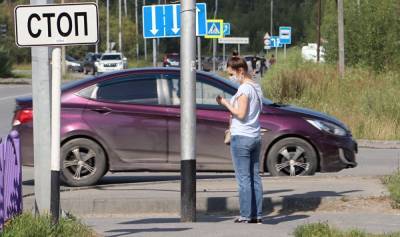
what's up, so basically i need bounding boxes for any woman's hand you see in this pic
[216,95,228,107]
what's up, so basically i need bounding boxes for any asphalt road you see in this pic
[0,84,31,136]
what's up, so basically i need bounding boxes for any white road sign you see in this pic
[14,3,99,47]
[218,37,249,44]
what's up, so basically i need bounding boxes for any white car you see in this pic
[301,43,325,62]
[95,53,127,73]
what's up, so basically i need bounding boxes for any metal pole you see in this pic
[338,0,345,78]
[270,0,273,35]
[144,0,148,60]
[135,0,139,59]
[95,0,99,53]
[180,0,196,223]
[223,43,225,62]
[107,0,110,52]
[50,47,61,225]
[119,0,122,53]
[275,45,278,63]
[238,44,240,55]
[212,39,216,72]
[30,0,52,216]
[316,0,321,62]
[197,36,202,70]
[124,0,127,17]
[153,38,157,66]
[284,44,286,60]
[61,0,66,76]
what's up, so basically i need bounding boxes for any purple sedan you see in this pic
[12,68,357,186]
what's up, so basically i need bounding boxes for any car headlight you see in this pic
[306,119,347,136]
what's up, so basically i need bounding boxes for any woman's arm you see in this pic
[217,95,249,120]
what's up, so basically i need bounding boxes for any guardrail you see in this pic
[0,131,22,229]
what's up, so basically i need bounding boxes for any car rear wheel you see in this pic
[266,137,318,176]
[61,138,107,187]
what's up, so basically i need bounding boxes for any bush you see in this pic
[1,213,96,237]
[382,171,400,209]
[0,46,13,77]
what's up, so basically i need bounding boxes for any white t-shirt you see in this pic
[230,82,263,138]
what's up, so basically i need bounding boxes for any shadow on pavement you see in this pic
[105,227,192,237]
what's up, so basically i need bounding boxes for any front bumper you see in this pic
[97,66,124,73]
[316,134,358,172]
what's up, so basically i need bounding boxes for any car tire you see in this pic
[266,137,318,176]
[61,138,107,187]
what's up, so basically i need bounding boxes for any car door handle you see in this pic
[91,107,112,114]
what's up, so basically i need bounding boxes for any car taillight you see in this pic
[13,109,33,126]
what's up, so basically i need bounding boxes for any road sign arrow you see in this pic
[171,5,180,34]
[195,7,200,35]
[150,6,159,35]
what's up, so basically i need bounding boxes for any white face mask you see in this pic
[229,74,240,83]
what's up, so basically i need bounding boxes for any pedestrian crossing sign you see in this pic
[205,19,224,39]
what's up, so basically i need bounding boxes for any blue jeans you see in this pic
[230,135,263,220]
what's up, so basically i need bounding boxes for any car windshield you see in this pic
[101,54,121,60]
[168,55,179,61]
[66,55,77,61]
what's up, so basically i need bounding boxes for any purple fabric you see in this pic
[0,131,22,230]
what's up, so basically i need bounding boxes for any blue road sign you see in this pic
[143,3,207,38]
[279,26,292,44]
[205,19,223,38]
[223,23,230,36]
[270,36,283,48]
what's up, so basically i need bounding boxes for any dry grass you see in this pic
[262,48,400,140]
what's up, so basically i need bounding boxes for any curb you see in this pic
[22,194,386,217]
[357,140,400,149]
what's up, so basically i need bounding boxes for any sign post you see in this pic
[180,0,196,222]
[14,2,99,223]
[205,19,223,71]
[279,26,292,60]
[222,23,231,61]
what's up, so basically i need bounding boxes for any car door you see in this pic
[82,74,169,170]
[163,73,236,171]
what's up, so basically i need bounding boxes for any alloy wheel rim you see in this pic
[64,146,97,180]
[274,145,310,176]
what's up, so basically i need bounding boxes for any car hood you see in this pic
[270,104,349,131]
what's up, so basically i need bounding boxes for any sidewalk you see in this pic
[23,175,391,217]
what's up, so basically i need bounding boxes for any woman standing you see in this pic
[216,56,264,224]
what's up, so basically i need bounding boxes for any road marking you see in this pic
[0,93,31,102]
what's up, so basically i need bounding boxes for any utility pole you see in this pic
[338,0,345,78]
[124,0,127,17]
[135,0,139,59]
[212,0,218,72]
[119,0,122,53]
[106,0,110,52]
[180,0,196,223]
[316,0,321,62]
[95,0,99,53]
[270,0,273,35]
[30,0,53,216]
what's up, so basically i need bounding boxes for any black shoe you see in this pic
[249,218,262,224]
[234,218,250,223]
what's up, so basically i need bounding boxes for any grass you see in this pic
[261,47,400,140]
[294,222,400,237]
[382,171,400,209]
[128,58,153,68]
[1,212,97,237]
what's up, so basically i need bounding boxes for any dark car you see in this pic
[83,53,102,75]
[163,53,180,67]
[12,68,357,187]
[66,55,83,73]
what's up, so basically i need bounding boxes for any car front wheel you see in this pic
[61,138,107,187]
[266,137,318,176]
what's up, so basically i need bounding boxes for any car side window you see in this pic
[165,74,233,107]
[95,75,160,105]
